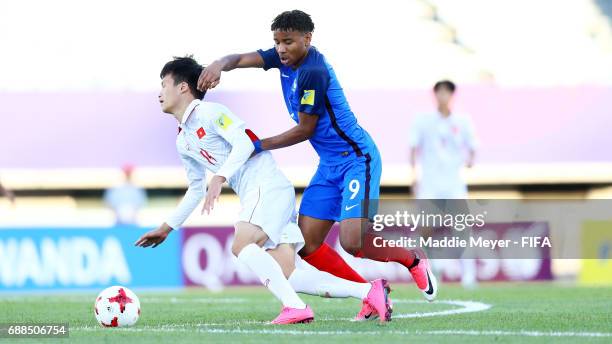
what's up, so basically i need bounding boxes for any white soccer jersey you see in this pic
[409,111,477,198]
[165,99,284,230]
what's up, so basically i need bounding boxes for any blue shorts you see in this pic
[299,148,381,222]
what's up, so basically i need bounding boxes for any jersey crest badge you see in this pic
[301,90,315,106]
[216,113,233,130]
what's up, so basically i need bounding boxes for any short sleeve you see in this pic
[296,67,329,116]
[257,48,282,71]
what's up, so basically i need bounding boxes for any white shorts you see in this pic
[236,178,305,253]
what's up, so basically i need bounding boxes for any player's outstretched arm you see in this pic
[197,52,264,91]
[259,112,318,151]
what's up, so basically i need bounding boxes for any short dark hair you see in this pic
[433,80,456,93]
[271,10,315,33]
[160,56,205,99]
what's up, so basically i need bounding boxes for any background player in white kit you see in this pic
[409,80,478,287]
[410,80,476,199]
[135,57,392,324]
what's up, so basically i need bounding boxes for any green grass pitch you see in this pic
[1,282,611,343]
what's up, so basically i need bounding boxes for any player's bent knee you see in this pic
[231,236,266,257]
[233,222,269,257]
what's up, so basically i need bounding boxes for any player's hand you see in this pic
[197,60,223,91]
[202,175,226,214]
[134,223,172,248]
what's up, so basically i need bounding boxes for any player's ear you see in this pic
[304,32,312,46]
[179,81,189,94]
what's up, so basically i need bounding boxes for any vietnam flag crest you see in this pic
[197,127,206,139]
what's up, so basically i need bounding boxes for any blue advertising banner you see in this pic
[0,227,181,292]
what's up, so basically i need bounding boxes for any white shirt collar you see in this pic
[437,111,453,119]
[181,99,201,125]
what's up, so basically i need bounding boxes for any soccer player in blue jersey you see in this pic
[197,10,438,314]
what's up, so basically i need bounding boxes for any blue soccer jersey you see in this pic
[258,46,376,165]
[257,46,381,221]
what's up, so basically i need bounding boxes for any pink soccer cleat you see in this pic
[354,300,375,322]
[270,305,314,325]
[354,279,392,323]
[354,280,393,322]
[409,249,438,302]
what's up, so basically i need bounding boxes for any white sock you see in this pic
[237,243,306,309]
[289,257,370,300]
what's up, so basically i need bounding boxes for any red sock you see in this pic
[359,233,417,269]
[303,243,367,283]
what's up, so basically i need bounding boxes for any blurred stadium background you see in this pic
[1,0,612,293]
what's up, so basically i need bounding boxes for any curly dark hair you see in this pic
[271,10,315,33]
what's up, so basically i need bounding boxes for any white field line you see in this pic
[73,327,612,338]
[200,329,612,338]
[390,299,491,319]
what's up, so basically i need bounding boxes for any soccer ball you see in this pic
[94,286,141,327]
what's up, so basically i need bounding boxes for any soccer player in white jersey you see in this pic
[410,80,476,199]
[135,57,392,324]
[409,80,478,287]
